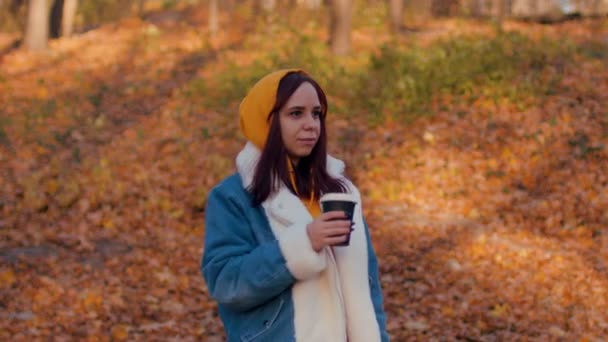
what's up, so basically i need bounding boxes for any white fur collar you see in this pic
[236,141,347,227]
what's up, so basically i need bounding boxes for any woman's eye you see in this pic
[290,110,302,117]
[312,110,322,118]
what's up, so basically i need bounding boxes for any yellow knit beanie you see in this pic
[239,69,301,149]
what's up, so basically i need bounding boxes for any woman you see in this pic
[201,69,389,342]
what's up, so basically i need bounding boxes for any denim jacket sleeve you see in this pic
[201,185,296,312]
[364,220,390,342]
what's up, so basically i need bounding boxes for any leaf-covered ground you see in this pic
[1,6,607,341]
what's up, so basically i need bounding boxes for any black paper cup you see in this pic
[320,193,356,246]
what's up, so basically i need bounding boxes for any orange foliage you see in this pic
[1,7,607,341]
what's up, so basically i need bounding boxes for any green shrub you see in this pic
[358,31,576,122]
[578,40,608,60]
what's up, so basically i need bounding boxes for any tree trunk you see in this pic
[10,0,26,14]
[49,0,62,38]
[464,0,483,16]
[209,0,218,37]
[48,0,77,38]
[406,0,433,24]
[221,0,236,11]
[298,0,322,9]
[137,0,146,17]
[24,0,49,51]
[329,0,352,55]
[432,0,460,16]
[495,0,507,27]
[261,0,276,11]
[389,0,403,33]
[61,0,77,37]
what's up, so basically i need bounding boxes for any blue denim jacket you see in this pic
[201,174,389,342]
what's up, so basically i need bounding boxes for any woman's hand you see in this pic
[306,211,353,252]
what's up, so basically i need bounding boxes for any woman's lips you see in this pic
[298,138,317,146]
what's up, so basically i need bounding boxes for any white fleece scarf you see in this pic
[236,142,380,342]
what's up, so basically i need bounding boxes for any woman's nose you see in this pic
[303,112,316,128]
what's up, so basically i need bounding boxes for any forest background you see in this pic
[1,0,608,340]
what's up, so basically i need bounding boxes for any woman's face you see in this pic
[278,82,322,166]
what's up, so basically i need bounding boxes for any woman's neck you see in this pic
[289,156,299,167]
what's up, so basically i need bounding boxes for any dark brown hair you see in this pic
[250,71,347,205]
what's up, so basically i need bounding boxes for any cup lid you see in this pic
[320,192,355,202]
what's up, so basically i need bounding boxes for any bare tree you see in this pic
[496,0,510,29]
[209,0,219,37]
[389,0,403,33]
[298,0,322,9]
[463,0,485,16]
[9,0,26,14]
[49,0,77,38]
[253,0,275,16]
[329,0,353,55]
[432,0,460,16]
[61,0,77,37]
[261,0,276,11]
[221,0,236,12]
[137,0,146,17]
[49,0,62,38]
[24,0,49,51]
